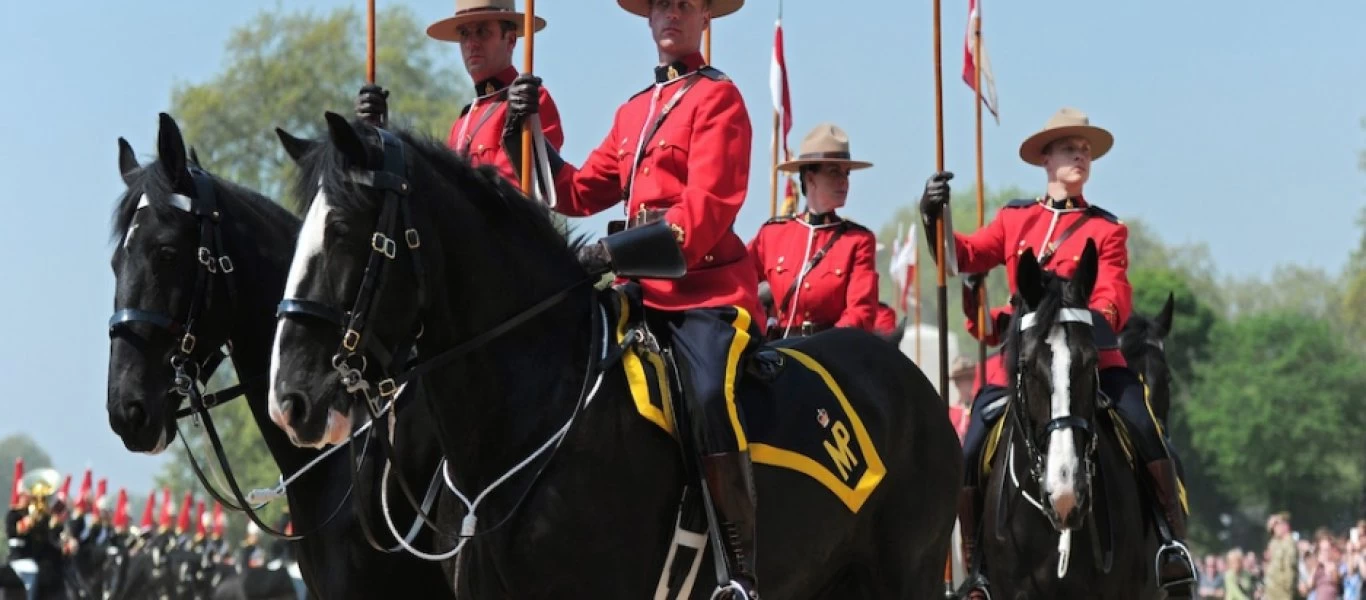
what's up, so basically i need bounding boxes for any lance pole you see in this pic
[932,0,955,595]
[973,2,989,397]
[520,0,537,194]
[366,0,376,84]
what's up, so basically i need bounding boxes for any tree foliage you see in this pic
[170,5,470,208]
[1187,311,1366,531]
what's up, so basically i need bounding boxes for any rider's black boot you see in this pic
[702,451,760,600]
[1147,459,1197,598]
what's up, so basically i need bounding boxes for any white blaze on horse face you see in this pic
[1044,324,1080,522]
[268,189,332,433]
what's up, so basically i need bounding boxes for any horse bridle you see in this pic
[1008,307,1100,524]
[108,168,350,542]
[274,126,596,551]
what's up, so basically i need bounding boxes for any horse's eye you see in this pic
[157,245,178,262]
[327,220,351,239]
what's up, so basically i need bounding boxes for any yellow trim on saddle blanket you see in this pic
[750,348,887,513]
[610,291,885,513]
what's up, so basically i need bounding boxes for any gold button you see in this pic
[803,282,811,290]
[618,149,625,156]
[477,144,485,151]
[775,266,784,273]
[643,167,650,175]
[803,311,811,318]
[659,140,667,147]
[704,254,714,263]
[777,256,785,263]
[834,268,842,276]
[1017,249,1024,256]
[1073,255,1080,262]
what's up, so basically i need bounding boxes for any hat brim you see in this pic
[618,0,743,18]
[776,157,873,173]
[427,12,547,42]
[1018,124,1113,166]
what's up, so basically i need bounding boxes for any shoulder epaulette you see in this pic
[1004,198,1037,209]
[840,219,871,233]
[761,215,793,226]
[1085,205,1122,224]
[698,66,729,81]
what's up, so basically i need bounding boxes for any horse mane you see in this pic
[110,159,298,245]
[291,121,588,258]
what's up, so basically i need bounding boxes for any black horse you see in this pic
[978,240,1162,599]
[104,113,452,599]
[1119,294,1175,427]
[268,114,961,598]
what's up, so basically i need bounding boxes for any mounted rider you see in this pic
[748,124,881,340]
[919,108,1196,599]
[502,0,761,596]
[356,0,563,190]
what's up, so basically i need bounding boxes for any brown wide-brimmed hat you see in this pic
[618,0,744,18]
[776,123,873,172]
[1017,107,1114,167]
[427,0,546,42]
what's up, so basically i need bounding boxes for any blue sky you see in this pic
[1,0,1362,492]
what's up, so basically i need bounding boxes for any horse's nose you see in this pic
[273,391,310,433]
[1051,492,1078,525]
[111,401,150,437]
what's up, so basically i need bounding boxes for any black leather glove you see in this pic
[577,242,613,276]
[356,84,389,127]
[919,171,953,220]
[504,74,541,134]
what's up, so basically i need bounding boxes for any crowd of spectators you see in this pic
[1197,515,1365,600]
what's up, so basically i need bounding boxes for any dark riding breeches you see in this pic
[653,307,760,455]
[962,367,1175,485]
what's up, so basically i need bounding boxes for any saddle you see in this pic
[602,283,887,514]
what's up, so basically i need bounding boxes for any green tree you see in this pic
[1221,266,1344,322]
[1187,311,1366,532]
[1344,208,1366,351]
[0,434,54,561]
[171,4,470,208]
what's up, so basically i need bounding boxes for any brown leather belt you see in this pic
[629,208,668,229]
[767,321,834,340]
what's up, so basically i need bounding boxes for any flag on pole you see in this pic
[770,12,793,145]
[890,223,919,313]
[962,0,999,123]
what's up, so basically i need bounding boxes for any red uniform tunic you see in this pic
[446,66,564,189]
[747,212,879,334]
[954,197,1132,388]
[874,302,898,336]
[550,53,761,324]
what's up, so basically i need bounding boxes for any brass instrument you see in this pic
[20,468,61,517]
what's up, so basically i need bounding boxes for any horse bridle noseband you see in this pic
[108,167,348,542]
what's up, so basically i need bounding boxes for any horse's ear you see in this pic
[324,111,368,167]
[117,137,139,186]
[188,146,202,168]
[1016,248,1045,308]
[1071,238,1100,301]
[1156,292,1175,338]
[155,113,191,188]
[275,128,317,165]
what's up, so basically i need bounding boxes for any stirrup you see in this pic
[710,580,758,600]
[955,573,992,600]
[1155,539,1197,588]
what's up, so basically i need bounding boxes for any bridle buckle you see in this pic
[371,233,397,259]
[342,329,361,352]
